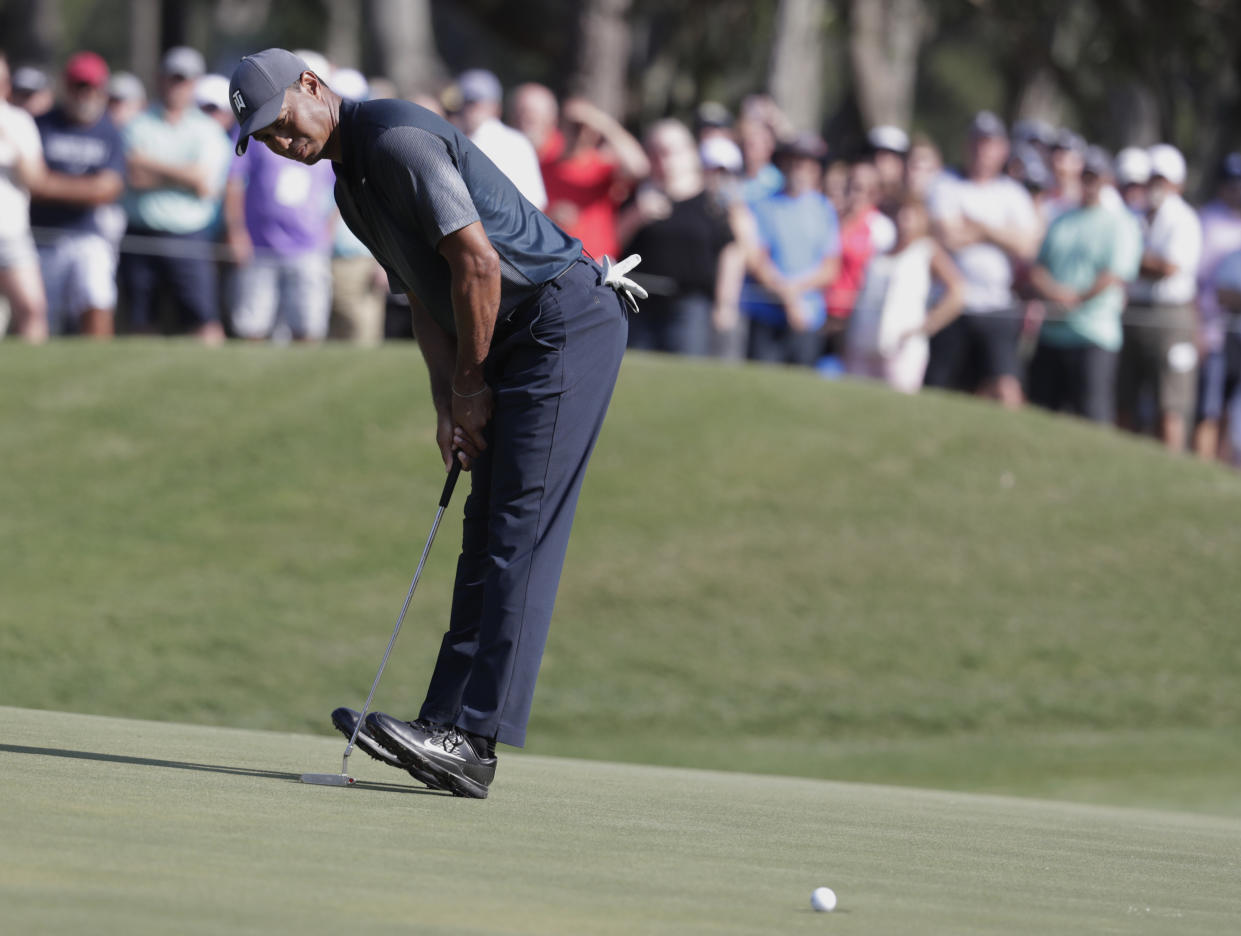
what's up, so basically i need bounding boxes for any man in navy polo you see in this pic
[30,52,126,337]
[229,49,639,798]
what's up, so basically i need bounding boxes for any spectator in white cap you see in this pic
[119,46,232,342]
[10,65,53,117]
[106,71,146,129]
[454,68,546,209]
[925,110,1041,408]
[0,51,49,342]
[867,125,909,213]
[1043,128,1086,223]
[325,66,389,345]
[195,73,235,134]
[1114,146,1151,216]
[1118,143,1203,451]
[1191,152,1241,459]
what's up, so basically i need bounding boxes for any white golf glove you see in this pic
[601,254,647,314]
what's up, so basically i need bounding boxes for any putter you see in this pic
[302,457,463,787]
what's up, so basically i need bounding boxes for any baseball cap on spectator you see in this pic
[331,67,369,102]
[1081,145,1112,178]
[868,125,909,154]
[969,110,1006,139]
[195,73,231,111]
[292,49,331,80]
[1148,143,1186,185]
[700,136,743,173]
[1217,151,1241,183]
[12,66,49,94]
[1051,128,1086,155]
[1010,142,1051,190]
[775,131,828,162]
[64,51,109,88]
[1115,146,1151,186]
[458,69,502,104]
[695,101,733,133]
[228,47,310,156]
[108,71,145,102]
[162,46,205,80]
[1012,118,1056,148]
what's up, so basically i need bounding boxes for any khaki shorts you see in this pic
[1117,302,1198,416]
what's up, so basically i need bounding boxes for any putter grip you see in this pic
[440,457,463,508]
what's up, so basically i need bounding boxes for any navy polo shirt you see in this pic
[332,98,581,336]
[31,107,126,235]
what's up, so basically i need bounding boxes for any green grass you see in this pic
[2,341,1240,814]
[3,707,1240,936]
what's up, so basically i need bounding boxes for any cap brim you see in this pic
[234,91,285,156]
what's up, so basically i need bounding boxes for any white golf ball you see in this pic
[811,886,837,912]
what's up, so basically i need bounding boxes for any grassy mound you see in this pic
[3,707,1240,936]
[2,342,1239,812]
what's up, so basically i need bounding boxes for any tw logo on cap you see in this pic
[232,89,247,117]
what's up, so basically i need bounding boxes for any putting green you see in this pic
[2,706,1238,934]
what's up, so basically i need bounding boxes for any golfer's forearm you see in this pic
[409,297,457,409]
[439,223,501,390]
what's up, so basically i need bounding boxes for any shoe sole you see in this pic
[365,713,490,799]
[331,708,444,790]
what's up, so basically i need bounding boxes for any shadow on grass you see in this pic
[0,743,448,796]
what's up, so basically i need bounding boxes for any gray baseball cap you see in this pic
[229,48,310,156]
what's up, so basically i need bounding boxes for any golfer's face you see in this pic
[254,87,324,164]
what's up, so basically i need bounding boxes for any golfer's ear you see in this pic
[299,70,319,96]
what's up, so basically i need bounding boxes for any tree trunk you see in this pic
[4,0,61,65]
[324,0,363,70]
[570,0,632,119]
[768,0,829,132]
[130,0,161,89]
[848,0,925,132]
[364,0,442,98]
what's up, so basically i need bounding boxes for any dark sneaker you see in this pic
[331,707,444,790]
[366,711,497,799]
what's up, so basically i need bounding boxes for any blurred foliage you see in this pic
[1,0,1239,185]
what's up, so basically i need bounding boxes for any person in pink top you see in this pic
[509,84,648,263]
[824,160,895,351]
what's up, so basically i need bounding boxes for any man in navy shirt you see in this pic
[229,50,639,798]
[29,52,126,337]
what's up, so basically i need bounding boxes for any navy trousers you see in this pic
[419,258,628,747]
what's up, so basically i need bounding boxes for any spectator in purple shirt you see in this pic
[223,120,336,341]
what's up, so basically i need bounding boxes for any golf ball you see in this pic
[811,886,837,912]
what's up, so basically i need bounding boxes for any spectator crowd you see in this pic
[3,45,1241,464]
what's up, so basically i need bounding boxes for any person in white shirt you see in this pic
[846,196,966,393]
[1118,143,1204,452]
[454,69,546,210]
[926,111,1041,408]
[0,52,48,342]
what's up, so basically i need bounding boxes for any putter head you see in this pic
[301,772,355,787]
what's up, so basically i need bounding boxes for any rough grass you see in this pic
[2,341,1239,814]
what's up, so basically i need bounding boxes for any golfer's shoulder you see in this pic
[353,99,462,170]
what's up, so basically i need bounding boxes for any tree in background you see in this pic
[1,0,1239,190]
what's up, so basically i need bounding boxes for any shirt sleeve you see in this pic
[104,122,127,177]
[14,108,42,161]
[371,126,481,247]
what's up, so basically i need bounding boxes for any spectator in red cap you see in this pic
[28,51,126,337]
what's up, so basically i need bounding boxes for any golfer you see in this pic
[228,50,639,798]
